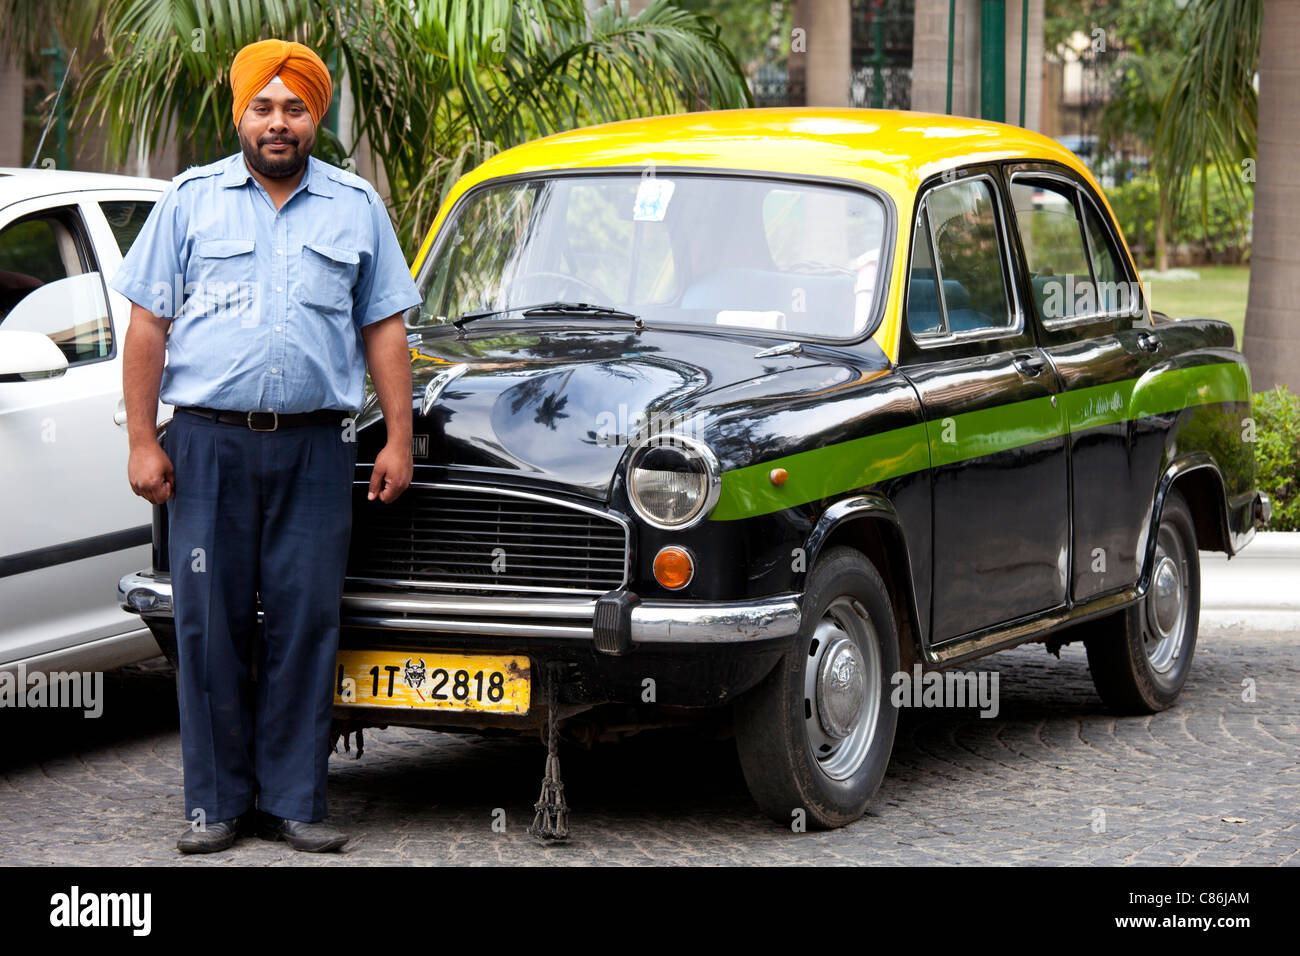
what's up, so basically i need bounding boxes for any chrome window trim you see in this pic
[347,480,632,595]
[908,172,1027,349]
[1007,169,1146,328]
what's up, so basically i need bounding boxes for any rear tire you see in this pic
[1085,489,1200,714]
[734,547,900,829]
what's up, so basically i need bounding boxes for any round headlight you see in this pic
[626,435,721,529]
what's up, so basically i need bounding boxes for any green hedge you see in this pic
[1107,167,1253,267]
[1254,386,1300,532]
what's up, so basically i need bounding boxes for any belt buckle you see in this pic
[247,411,279,432]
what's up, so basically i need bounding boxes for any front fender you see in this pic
[802,493,928,663]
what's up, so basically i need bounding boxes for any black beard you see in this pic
[240,134,310,178]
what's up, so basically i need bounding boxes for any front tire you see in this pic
[1085,489,1200,713]
[734,547,900,829]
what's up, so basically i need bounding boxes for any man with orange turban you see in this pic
[112,39,422,854]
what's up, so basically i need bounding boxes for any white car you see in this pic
[0,167,170,678]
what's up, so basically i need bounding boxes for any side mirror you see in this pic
[0,330,69,382]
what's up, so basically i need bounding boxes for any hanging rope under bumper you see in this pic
[528,663,571,843]
[331,718,382,760]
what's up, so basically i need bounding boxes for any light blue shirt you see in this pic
[110,153,421,414]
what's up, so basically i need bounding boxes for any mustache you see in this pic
[259,136,299,147]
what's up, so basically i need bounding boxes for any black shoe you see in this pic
[258,814,348,852]
[176,817,242,854]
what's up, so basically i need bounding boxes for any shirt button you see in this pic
[271,367,279,374]
[276,286,283,292]
[274,325,282,331]
[275,249,283,255]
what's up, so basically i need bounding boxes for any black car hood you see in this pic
[378,323,889,500]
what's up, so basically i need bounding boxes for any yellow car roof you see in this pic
[412,108,1109,363]
[419,108,1092,248]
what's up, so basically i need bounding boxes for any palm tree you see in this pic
[1238,1,1299,393]
[5,0,751,251]
[1155,0,1298,392]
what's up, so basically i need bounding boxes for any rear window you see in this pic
[100,200,156,256]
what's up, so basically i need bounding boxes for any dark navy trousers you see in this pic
[165,409,356,823]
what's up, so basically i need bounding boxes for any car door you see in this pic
[898,169,1070,646]
[1001,164,1164,603]
[0,190,160,669]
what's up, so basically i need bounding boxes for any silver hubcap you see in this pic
[804,597,881,780]
[1144,526,1188,673]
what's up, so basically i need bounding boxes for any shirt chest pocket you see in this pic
[194,238,255,279]
[190,239,256,316]
[299,242,361,315]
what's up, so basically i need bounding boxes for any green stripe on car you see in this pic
[709,361,1250,522]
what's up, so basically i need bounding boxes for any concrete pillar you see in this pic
[790,0,852,107]
[911,0,1042,129]
[911,0,980,118]
[0,52,24,167]
[1005,0,1044,130]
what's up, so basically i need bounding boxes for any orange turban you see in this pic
[230,39,332,128]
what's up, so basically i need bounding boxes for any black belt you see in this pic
[178,406,352,432]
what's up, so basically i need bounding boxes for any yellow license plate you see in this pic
[334,650,530,714]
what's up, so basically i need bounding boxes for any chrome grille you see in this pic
[346,483,629,594]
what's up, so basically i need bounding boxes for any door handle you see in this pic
[1013,353,1047,377]
[1137,331,1162,353]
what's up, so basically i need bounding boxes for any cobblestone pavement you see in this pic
[2,624,1296,866]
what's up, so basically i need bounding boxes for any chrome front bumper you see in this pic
[1255,491,1273,528]
[118,570,801,646]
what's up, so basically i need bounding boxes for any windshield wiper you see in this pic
[452,300,638,329]
[451,307,507,329]
[519,301,638,320]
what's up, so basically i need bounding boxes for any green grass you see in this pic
[1144,265,1250,347]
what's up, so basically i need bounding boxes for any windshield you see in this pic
[413,173,889,339]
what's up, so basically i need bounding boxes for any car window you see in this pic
[905,207,944,337]
[1009,178,1095,323]
[0,208,112,364]
[421,183,541,324]
[100,200,156,256]
[911,178,1015,338]
[1080,197,1137,314]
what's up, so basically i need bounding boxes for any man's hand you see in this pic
[129,440,175,503]
[368,439,412,503]
[361,313,414,503]
[123,302,172,502]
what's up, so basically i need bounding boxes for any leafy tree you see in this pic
[676,0,790,71]
[3,0,752,252]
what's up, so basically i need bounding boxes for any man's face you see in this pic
[237,79,316,179]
